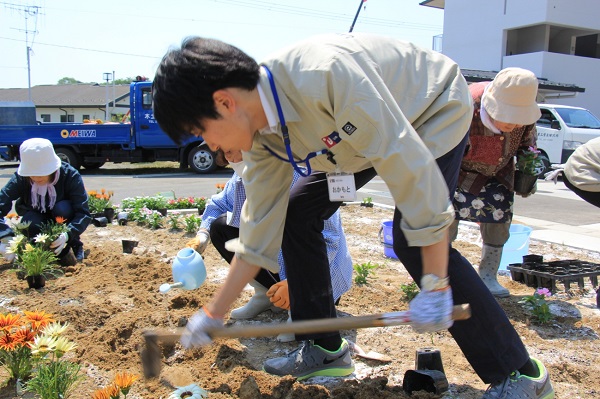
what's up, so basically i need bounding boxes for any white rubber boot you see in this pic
[230,281,280,319]
[276,311,295,343]
[478,244,510,298]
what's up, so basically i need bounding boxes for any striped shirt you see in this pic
[200,171,352,300]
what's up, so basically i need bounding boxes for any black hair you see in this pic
[152,37,260,144]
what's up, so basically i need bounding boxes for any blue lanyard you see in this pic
[262,65,328,177]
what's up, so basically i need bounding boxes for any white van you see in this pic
[535,104,600,173]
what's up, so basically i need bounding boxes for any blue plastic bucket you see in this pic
[379,220,398,259]
[499,224,533,270]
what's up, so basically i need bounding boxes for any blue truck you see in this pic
[0,81,221,173]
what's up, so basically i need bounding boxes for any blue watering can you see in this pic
[159,248,206,293]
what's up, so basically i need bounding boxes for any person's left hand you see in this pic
[180,308,223,349]
[266,280,290,310]
[409,275,453,333]
[50,232,69,255]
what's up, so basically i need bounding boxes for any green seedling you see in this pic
[353,261,378,285]
[400,281,419,302]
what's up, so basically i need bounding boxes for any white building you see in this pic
[422,0,600,116]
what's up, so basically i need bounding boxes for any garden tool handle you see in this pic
[146,304,470,345]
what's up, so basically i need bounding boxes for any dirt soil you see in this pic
[1,205,599,398]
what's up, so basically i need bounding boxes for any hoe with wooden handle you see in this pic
[140,303,471,379]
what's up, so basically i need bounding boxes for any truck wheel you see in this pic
[82,161,106,170]
[188,146,217,174]
[537,153,551,178]
[55,148,82,170]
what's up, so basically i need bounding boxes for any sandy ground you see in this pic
[1,205,599,398]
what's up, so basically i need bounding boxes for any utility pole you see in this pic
[5,4,41,100]
[349,0,367,33]
[103,72,112,121]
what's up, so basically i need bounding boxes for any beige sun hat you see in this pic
[482,67,541,125]
[17,138,62,177]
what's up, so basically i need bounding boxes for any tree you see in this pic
[57,77,82,84]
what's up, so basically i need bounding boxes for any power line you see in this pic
[0,36,160,59]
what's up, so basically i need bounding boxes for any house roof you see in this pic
[0,84,131,108]
[461,69,585,93]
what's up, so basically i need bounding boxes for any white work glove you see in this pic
[409,274,454,333]
[3,252,16,263]
[185,230,210,254]
[50,232,69,255]
[180,307,223,349]
[544,164,565,184]
[0,242,15,263]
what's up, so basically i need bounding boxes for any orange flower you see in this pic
[0,333,22,351]
[91,388,110,399]
[13,327,36,346]
[104,383,120,399]
[114,371,139,395]
[55,216,66,224]
[0,313,22,331]
[101,188,106,194]
[23,310,54,330]
[88,190,97,196]
[5,212,18,219]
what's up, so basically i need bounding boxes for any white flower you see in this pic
[168,383,208,399]
[30,335,57,356]
[454,192,466,203]
[459,208,471,218]
[492,209,505,221]
[492,193,505,201]
[15,221,32,231]
[471,199,485,210]
[54,336,77,356]
[7,234,25,254]
[42,321,69,337]
[34,233,50,244]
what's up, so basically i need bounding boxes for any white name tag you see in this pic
[326,172,356,201]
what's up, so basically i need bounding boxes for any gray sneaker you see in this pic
[263,339,354,380]
[482,358,554,398]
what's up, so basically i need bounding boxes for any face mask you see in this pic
[230,161,245,176]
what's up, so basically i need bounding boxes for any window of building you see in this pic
[83,114,90,121]
[40,114,51,122]
[60,114,75,122]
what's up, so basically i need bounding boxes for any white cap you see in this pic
[17,138,62,177]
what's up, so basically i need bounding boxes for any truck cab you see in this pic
[535,104,600,173]
[130,82,220,173]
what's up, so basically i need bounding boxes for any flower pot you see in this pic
[104,208,115,223]
[117,212,129,226]
[26,275,46,289]
[415,347,445,373]
[122,240,138,254]
[513,171,538,194]
[92,217,108,227]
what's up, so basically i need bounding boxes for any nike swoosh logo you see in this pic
[323,353,346,365]
[536,382,548,397]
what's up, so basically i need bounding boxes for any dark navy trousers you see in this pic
[281,133,529,383]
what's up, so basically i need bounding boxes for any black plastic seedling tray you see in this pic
[507,258,600,293]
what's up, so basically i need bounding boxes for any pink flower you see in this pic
[536,288,551,297]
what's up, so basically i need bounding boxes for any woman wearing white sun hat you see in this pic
[449,67,542,298]
[0,138,91,263]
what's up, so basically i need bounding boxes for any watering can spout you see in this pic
[159,282,184,293]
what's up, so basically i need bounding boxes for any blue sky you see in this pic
[0,0,443,88]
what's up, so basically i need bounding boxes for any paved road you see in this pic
[2,162,599,248]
